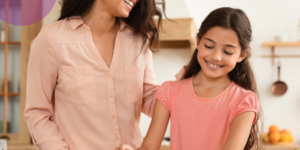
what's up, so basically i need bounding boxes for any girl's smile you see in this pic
[205,60,223,70]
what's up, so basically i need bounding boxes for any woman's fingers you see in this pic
[116,144,134,150]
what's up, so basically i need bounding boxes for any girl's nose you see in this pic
[211,49,222,62]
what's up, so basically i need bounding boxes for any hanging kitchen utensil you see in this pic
[271,61,287,96]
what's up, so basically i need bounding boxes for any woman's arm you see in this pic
[24,26,69,150]
[222,112,255,150]
[141,49,160,117]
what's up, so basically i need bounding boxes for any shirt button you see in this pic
[112,114,116,119]
[110,94,113,98]
[116,136,119,140]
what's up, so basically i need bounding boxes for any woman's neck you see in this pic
[82,1,119,35]
[193,71,232,91]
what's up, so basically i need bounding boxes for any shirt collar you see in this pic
[68,16,131,31]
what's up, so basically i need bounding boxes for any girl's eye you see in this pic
[224,51,233,55]
[205,45,213,49]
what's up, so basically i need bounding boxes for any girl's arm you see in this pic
[138,100,170,150]
[116,100,170,150]
[222,112,255,150]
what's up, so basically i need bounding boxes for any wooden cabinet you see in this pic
[0,3,41,148]
[156,18,197,52]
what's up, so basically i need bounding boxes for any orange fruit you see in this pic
[280,129,292,135]
[261,132,269,143]
[288,134,294,142]
[280,133,289,142]
[269,125,280,133]
[269,132,280,144]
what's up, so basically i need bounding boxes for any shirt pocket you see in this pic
[61,66,98,105]
[124,66,144,105]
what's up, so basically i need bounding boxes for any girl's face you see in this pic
[197,26,247,79]
[99,0,139,18]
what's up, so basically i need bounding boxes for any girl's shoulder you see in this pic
[230,82,257,98]
[160,77,192,92]
[228,83,258,109]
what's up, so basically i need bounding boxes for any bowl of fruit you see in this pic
[261,125,294,145]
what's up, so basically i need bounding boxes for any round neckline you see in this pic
[190,76,234,101]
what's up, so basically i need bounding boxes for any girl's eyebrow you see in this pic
[204,38,237,49]
[204,38,215,43]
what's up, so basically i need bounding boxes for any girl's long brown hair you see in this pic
[183,7,262,150]
[57,0,166,51]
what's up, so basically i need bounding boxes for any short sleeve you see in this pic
[232,93,259,124]
[155,81,173,112]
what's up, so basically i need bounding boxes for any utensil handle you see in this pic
[278,66,281,80]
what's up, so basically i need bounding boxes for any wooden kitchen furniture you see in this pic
[263,144,300,150]
[0,1,42,149]
[159,144,300,150]
[156,18,197,52]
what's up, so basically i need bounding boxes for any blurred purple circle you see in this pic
[0,0,56,26]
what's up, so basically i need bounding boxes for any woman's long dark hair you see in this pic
[57,0,166,51]
[183,7,262,150]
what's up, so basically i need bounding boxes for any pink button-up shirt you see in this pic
[24,17,159,150]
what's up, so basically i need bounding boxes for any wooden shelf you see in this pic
[263,143,300,150]
[0,93,20,96]
[155,18,197,51]
[0,41,21,45]
[262,42,300,66]
[7,144,40,150]
[262,42,300,47]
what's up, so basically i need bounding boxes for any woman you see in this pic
[24,0,166,149]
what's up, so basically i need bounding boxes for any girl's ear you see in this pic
[237,49,249,63]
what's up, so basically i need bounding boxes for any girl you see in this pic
[24,0,166,150]
[117,7,261,150]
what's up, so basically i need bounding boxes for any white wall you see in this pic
[161,0,190,18]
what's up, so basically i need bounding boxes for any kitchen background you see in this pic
[43,0,300,145]
[0,0,299,148]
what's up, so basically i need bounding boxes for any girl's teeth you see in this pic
[124,0,133,6]
[208,63,219,68]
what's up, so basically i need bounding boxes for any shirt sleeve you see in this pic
[232,92,259,125]
[155,81,172,112]
[141,48,160,118]
[24,26,69,150]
